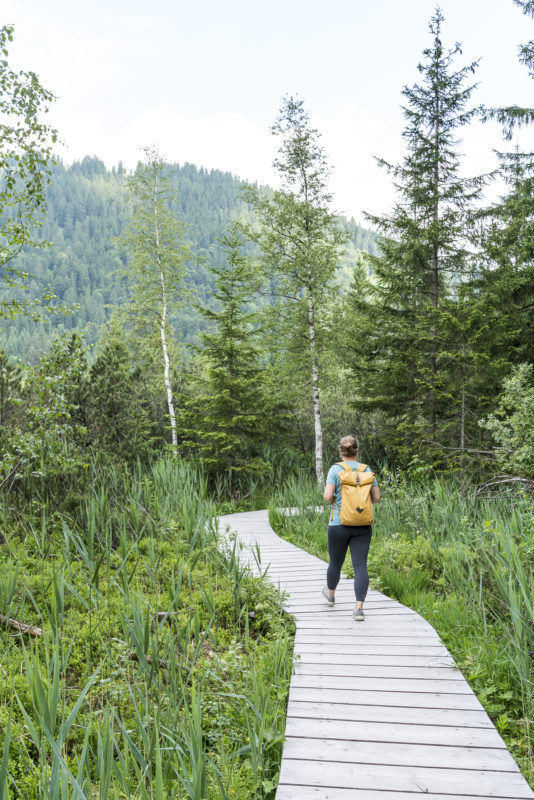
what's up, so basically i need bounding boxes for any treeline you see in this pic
[2,158,376,363]
[2,3,534,507]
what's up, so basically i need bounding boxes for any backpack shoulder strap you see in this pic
[337,462,351,471]
[356,463,368,472]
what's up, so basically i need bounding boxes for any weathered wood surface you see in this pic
[217,510,534,799]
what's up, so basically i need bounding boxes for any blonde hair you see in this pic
[339,434,359,458]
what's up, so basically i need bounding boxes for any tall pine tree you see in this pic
[345,9,484,465]
[177,224,270,480]
[474,0,534,387]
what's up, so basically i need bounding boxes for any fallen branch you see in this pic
[420,440,497,456]
[0,614,42,637]
[476,474,534,496]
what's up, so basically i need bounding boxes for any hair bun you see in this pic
[339,434,359,457]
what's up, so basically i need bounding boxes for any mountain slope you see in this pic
[3,156,377,362]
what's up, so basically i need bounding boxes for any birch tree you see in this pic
[244,97,347,484]
[121,148,193,456]
[0,24,58,319]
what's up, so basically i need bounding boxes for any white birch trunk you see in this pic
[160,289,177,455]
[307,292,324,485]
[154,180,178,456]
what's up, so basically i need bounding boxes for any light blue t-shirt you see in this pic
[326,461,378,526]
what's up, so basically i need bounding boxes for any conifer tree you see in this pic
[345,9,484,464]
[472,159,534,377]
[177,224,269,478]
[244,97,347,484]
[121,148,194,456]
[483,0,534,140]
[89,319,151,462]
[473,0,534,390]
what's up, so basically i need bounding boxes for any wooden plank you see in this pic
[292,619,432,632]
[288,603,411,614]
[289,684,483,710]
[294,638,443,650]
[287,594,402,606]
[280,592,400,604]
[289,597,407,607]
[284,589,399,602]
[292,603,418,616]
[294,634,445,647]
[289,607,416,616]
[293,649,454,665]
[294,661,461,680]
[277,787,525,800]
[277,759,533,797]
[293,612,426,623]
[291,605,417,615]
[293,674,472,696]
[292,672,474,694]
[293,610,427,621]
[286,593,404,604]
[282,735,517,771]
[261,563,327,572]
[294,662,463,680]
[284,715,506,747]
[249,554,325,563]
[286,699,494,728]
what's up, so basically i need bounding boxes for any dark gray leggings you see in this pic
[327,525,372,602]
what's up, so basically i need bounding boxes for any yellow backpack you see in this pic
[331,462,375,526]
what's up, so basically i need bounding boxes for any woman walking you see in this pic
[322,434,380,621]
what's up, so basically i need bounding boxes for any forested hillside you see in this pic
[2,157,377,362]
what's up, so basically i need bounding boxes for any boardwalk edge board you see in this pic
[216,510,534,799]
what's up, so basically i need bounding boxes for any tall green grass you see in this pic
[0,456,293,798]
[269,472,534,787]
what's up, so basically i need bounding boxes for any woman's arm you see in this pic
[371,485,381,504]
[324,482,335,503]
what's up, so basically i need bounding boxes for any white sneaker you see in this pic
[353,608,365,621]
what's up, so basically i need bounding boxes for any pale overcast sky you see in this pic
[3,0,533,223]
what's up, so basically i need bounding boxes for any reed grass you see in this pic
[0,456,293,798]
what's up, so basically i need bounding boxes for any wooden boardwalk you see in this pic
[217,509,534,800]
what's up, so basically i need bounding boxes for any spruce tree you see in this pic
[473,158,534,375]
[345,9,484,465]
[483,0,534,140]
[244,97,348,484]
[89,319,152,462]
[473,0,534,390]
[177,224,269,479]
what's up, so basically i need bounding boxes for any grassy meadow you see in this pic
[0,458,293,799]
[269,472,534,788]
[2,454,533,796]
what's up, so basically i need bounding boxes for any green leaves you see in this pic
[0,24,59,317]
[481,364,534,480]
